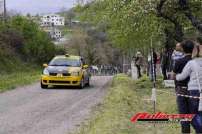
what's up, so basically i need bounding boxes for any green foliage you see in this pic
[8,16,56,63]
[76,0,162,51]
[0,16,57,90]
[0,16,59,76]
[76,0,202,51]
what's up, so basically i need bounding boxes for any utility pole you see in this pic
[150,35,157,134]
[150,35,156,114]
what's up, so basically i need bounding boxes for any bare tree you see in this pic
[67,28,86,56]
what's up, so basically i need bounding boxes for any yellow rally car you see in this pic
[41,54,90,89]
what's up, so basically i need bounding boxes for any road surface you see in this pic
[0,76,113,134]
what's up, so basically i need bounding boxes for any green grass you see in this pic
[74,74,182,134]
[0,68,41,92]
[0,56,41,92]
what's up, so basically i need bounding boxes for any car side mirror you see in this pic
[83,65,89,69]
[43,63,48,67]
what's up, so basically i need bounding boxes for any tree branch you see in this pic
[179,0,202,33]
[156,0,184,42]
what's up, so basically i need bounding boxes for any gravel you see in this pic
[0,76,113,134]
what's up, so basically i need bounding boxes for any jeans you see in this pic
[188,90,202,134]
[177,93,190,133]
[177,89,202,133]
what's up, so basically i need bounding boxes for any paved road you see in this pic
[0,76,113,134]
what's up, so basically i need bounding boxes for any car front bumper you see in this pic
[41,75,82,86]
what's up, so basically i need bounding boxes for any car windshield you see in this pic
[49,58,81,67]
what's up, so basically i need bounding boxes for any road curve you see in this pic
[0,76,113,134]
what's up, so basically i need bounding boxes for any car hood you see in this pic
[46,66,81,73]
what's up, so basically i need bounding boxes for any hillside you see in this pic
[0,16,57,91]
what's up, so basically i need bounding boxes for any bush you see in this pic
[9,16,56,63]
[0,16,59,73]
[0,27,24,53]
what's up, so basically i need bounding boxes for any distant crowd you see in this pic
[89,65,119,76]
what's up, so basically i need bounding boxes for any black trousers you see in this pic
[136,65,142,78]
[176,86,190,133]
[161,65,167,80]
[176,87,202,133]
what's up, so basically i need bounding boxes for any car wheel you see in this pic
[79,78,85,89]
[41,81,48,89]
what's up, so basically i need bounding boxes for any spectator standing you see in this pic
[135,51,144,78]
[156,52,161,75]
[176,40,202,133]
[161,48,169,80]
[147,54,152,76]
[173,40,193,133]
[151,49,157,81]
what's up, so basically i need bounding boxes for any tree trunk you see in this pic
[179,0,202,33]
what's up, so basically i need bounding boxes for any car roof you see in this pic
[54,55,81,60]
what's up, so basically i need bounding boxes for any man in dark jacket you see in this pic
[173,40,194,133]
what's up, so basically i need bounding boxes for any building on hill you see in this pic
[38,14,65,40]
[43,27,62,40]
[40,14,65,27]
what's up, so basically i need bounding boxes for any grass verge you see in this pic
[0,66,41,93]
[0,56,42,92]
[74,74,181,134]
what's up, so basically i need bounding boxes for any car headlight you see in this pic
[43,69,49,75]
[71,72,80,76]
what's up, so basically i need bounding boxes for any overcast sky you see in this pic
[6,0,77,15]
